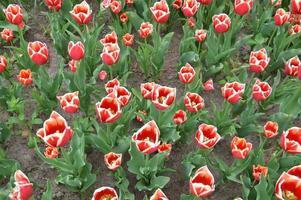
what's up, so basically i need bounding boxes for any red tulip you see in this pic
[271,0,282,6]
[172,0,182,10]
[199,0,212,5]
[195,123,221,149]
[70,1,92,25]
[17,69,33,86]
[105,78,120,93]
[285,56,301,76]
[280,127,301,154]
[150,189,169,200]
[57,91,80,114]
[96,96,122,123]
[288,13,301,24]
[221,81,245,104]
[263,121,278,138]
[110,1,122,14]
[249,48,270,73]
[234,0,253,16]
[195,29,207,43]
[136,110,147,123]
[92,187,119,200]
[231,136,252,159]
[68,41,85,61]
[184,92,204,112]
[101,0,111,8]
[1,28,13,42]
[274,8,290,26]
[122,33,134,46]
[9,170,33,200]
[104,152,122,171]
[109,86,131,107]
[45,0,62,11]
[152,85,176,110]
[100,31,118,47]
[150,0,170,23]
[101,43,120,66]
[252,79,272,101]
[178,63,196,84]
[173,109,187,124]
[36,111,73,147]
[138,22,153,39]
[289,24,301,35]
[182,0,200,17]
[0,56,7,74]
[68,59,79,73]
[141,82,155,99]
[132,120,160,154]
[188,17,196,28]
[252,165,268,181]
[120,12,128,23]
[27,41,49,65]
[3,4,24,27]
[212,13,231,33]
[275,165,301,200]
[189,166,215,198]
[98,70,107,81]
[44,146,59,158]
[291,0,301,14]
[203,79,214,92]
[158,143,172,155]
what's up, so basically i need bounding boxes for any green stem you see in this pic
[267,27,277,47]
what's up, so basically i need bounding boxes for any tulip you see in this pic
[104,152,122,171]
[122,33,134,46]
[182,0,200,17]
[120,12,128,23]
[280,127,301,154]
[70,1,92,25]
[132,120,160,154]
[184,92,205,112]
[45,0,62,11]
[100,31,118,47]
[150,189,169,200]
[249,48,270,73]
[274,8,290,26]
[285,56,301,76]
[152,85,176,110]
[0,56,7,74]
[3,4,24,27]
[173,109,187,124]
[96,96,122,123]
[150,0,170,23]
[92,187,119,200]
[195,123,221,149]
[289,24,301,35]
[271,0,282,6]
[57,91,80,114]
[110,1,122,14]
[136,110,147,123]
[178,63,196,84]
[36,111,73,147]
[141,82,155,99]
[234,0,253,16]
[275,165,301,200]
[231,136,252,159]
[158,143,172,156]
[101,44,120,66]
[189,166,215,198]
[288,13,301,24]
[212,13,231,33]
[17,69,33,86]
[172,0,182,10]
[188,17,196,28]
[9,170,33,200]
[138,22,153,39]
[203,79,214,92]
[252,79,272,101]
[263,121,278,138]
[98,70,107,81]
[1,28,14,42]
[195,29,207,43]
[44,146,59,158]
[68,59,79,73]
[27,41,49,65]
[252,165,268,181]
[109,86,131,107]
[291,0,301,14]
[105,78,120,93]
[221,81,245,104]
[68,41,85,61]
[199,0,212,5]
[101,0,111,8]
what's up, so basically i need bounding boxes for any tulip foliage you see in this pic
[2,0,301,199]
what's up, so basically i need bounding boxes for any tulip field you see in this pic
[2,0,301,199]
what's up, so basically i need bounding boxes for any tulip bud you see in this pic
[44,146,59,158]
[138,22,153,39]
[189,166,215,197]
[17,69,33,86]
[110,1,122,14]
[98,70,107,81]
[1,28,14,42]
[68,41,85,61]
[182,0,200,17]
[249,48,270,73]
[274,8,289,26]
[122,33,134,46]
[70,1,92,25]
[252,165,268,181]
[27,41,49,65]
[150,0,170,23]
[195,29,207,43]
[231,136,252,159]
[234,0,253,16]
[212,13,231,33]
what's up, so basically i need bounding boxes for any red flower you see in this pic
[195,123,221,149]
[172,0,182,10]
[57,91,80,114]
[252,165,268,181]
[221,81,245,104]
[9,170,33,200]
[105,78,120,93]
[68,41,85,61]
[122,33,134,46]
[96,96,122,123]
[101,44,120,66]
[195,29,207,43]
[150,189,169,200]
[252,79,272,101]
[141,82,155,99]
[45,0,62,11]
[189,166,215,198]
[0,56,7,74]
[132,120,160,154]
[138,22,153,39]
[178,63,196,84]
[274,8,290,26]
[158,143,172,157]
[98,70,107,81]
[92,187,119,200]
[101,0,112,8]
[289,24,301,35]
[231,136,252,159]
[3,4,24,27]
[288,13,301,24]
[100,31,118,47]
[120,12,128,23]
[184,92,204,112]
[104,152,122,171]
[68,59,79,73]
[17,69,33,86]
[173,109,187,124]
[150,0,170,23]
[212,13,231,33]
[199,0,212,5]
[275,165,301,200]
[152,85,176,110]
[27,41,49,65]
[234,0,253,16]
[70,1,92,25]
[1,28,14,42]
[110,1,122,14]
[188,17,196,28]
[182,0,200,17]
[263,121,278,138]
[44,146,59,158]
[285,56,301,76]
[37,111,73,147]
[109,86,131,107]
[280,127,301,154]
[291,0,301,14]
[136,110,147,123]
[203,79,214,92]
[249,48,270,73]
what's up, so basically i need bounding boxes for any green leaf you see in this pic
[127,142,145,175]
[254,177,271,200]
[41,181,53,200]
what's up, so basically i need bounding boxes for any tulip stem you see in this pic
[267,27,277,47]
[109,66,113,79]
